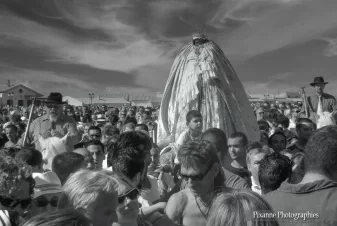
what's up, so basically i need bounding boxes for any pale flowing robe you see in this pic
[157,40,260,143]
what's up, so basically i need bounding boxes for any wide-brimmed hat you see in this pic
[44,92,67,104]
[32,172,62,198]
[310,77,328,87]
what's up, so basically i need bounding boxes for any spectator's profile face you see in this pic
[30,193,61,217]
[228,137,247,161]
[84,126,90,134]
[120,114,126,120]
[188,117,202,131]
[150,147,160,166]
[87,144,105,169]
[127,110,135,118]
[91,193,118,226]
[248,153,267,181]
[270,134,286,152]
[5,127,17,141]
[297,123,314,141]
[89,129,101,141]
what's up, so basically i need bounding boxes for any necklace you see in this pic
[194,195,209,220]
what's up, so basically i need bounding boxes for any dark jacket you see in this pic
[300,93,337,123]
[264,180,337,226]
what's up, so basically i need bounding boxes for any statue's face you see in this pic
[193,39,208,46]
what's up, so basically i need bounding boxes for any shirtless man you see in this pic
[165,140,226,226]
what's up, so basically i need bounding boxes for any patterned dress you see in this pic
[157,40,260,143]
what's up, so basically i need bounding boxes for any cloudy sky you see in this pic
[1,0,337,97]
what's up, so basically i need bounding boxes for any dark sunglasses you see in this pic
[89,134,101,138]
[34,195,59,207]
[0,196,32,209]
[118,189,139,204]
[178,166,212,182]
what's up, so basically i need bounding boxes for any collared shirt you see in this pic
[300,93,337,123]
[251,176,262,195]
[28,114,79,151]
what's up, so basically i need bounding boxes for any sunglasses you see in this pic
[34,195,59,207]
[89,134,101,138]
[118,189,139,204]
[0,196,32,209]
[178,166,212,182]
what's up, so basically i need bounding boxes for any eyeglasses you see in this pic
[34,195,59,207]
[0,196,32,209]
[118,189,139,204]
[46,104,60,109]
[178,165,212,182]
[89,134,101,138]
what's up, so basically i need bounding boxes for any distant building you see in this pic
[0,82,43,107]
[247,91,303,103]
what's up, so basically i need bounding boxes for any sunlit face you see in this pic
[315,83,325,94]
[188,117,202,131]
[270,134,286,153]
[5,127,17,141]
[248,153,267,182]
[297,123,314,141]
[45,103,62,118]
[87,144,105,169]
[228,137,247,161]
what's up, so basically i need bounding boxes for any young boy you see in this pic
[4,124,19,148]
[175,110,203,148]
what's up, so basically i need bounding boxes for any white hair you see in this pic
[58,169,119,216]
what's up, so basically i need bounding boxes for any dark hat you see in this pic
[44,92,67,104]
[310,77,328,87]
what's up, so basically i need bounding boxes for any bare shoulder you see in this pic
[165,189,188,220]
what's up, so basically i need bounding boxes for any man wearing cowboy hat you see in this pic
[26,92,79,151]
[300,77,337,124]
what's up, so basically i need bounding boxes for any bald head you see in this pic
[201,128,228,162]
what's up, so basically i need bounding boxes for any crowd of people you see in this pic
[0,76,336,226]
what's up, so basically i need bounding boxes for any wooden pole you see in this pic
[22,96,37,147]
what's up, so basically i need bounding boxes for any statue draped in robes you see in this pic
[157,32,260,143]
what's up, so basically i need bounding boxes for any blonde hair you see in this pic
[207,189,279,226]
[58,169,119,217]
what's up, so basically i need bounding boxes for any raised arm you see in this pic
[164,192,186,224]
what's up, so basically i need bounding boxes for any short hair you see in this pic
[207,189,278,226]
[201,128,228,160]
[0,153,35,197]
[247,142,263,152]
[103,125,120,136]
[84,140,104,151]
[22,209,92,226]
[257,120,270,131]
[304,126,337,176]
[278,116,290,129]
[52,152,85,185]
[122,123,135,132]
[113,131,152,159]
[186,110,202,124]
[57,169,119,218]
[258,153,292,194]
[112,147,145,180]
[228,132,248,146]
[108,115,119,124]
[5,124,18,132]
[268,132,286,146]
[124,116,138,126]
[135,124,149,132]
[246,148,272,166]
[296,118,313,130]
[178,140,225,188]
[88,126,101,134]
[15,148,43,168]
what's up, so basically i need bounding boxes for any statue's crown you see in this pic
[192,32,208,40]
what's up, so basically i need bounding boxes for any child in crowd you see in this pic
[175,110,203,148]
[4,124,20,148]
